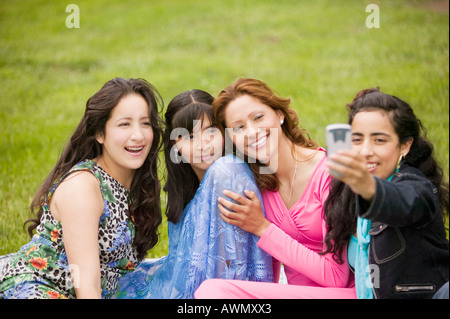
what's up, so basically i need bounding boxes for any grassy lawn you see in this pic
[0,0,448,258]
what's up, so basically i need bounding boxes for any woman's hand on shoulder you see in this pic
[218,189,271,237]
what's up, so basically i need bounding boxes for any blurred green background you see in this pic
[1,0,448,257]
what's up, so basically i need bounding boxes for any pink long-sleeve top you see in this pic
[257,150,353,288]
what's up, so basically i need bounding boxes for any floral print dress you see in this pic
[0,160,139,299]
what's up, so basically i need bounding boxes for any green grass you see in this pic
[1,0,448,257]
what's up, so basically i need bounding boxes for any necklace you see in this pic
[287,157,298,205]
[286,147,319,206]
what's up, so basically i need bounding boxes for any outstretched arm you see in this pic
[218,169,350,288]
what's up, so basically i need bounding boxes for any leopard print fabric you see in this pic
[0,160,139,299]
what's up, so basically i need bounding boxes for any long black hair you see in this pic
[26,78,164,260]
[322,87,449,263]
[162,89,216,223]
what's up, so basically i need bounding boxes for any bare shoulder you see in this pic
[302,147,326,167]
[50,171,104,221]
[313,148,326,162]
[56,170,101,196]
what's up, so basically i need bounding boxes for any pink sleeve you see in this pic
[257,153,350,287]
[257,223,350,287]
[272,257,281,283]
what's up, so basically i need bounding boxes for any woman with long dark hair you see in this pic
[324,88,448,298]
[114,90,273,299]
[0,78,164,299]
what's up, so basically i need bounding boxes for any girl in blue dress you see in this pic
[114,90,273,299]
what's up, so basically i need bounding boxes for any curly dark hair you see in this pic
[25,78,164,260]
[322,87,449,263]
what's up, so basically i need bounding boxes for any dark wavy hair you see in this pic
[162,89,216,223]
[322,87,449,263]
[213,78,317,191]
[25,78,164,260]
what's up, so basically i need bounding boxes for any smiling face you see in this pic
[223,94,284,165]
[96,93,154,186]
[351,110,412,179]
[175,116,224,180]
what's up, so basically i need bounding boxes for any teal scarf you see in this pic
[355,173,395,299]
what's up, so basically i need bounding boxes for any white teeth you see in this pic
[126,147,143,151]
[250,136,267,148]
[367,163,377,169]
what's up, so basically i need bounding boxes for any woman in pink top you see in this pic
[194,78,355,299]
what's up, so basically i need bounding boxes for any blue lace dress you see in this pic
[114,155,274,299]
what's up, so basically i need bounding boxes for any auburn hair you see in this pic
[213,78,317,190]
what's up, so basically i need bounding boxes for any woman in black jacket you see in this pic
[323,88,449,299]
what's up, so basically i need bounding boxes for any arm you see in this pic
[50,171,104,299]
[257,223,350,287]
[356,171,438,227]
[219,166,350,287]
[193,155,273,281]
[327,150,376,202]
[328,150,438,227]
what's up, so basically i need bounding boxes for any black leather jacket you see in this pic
[356,164,449,299]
